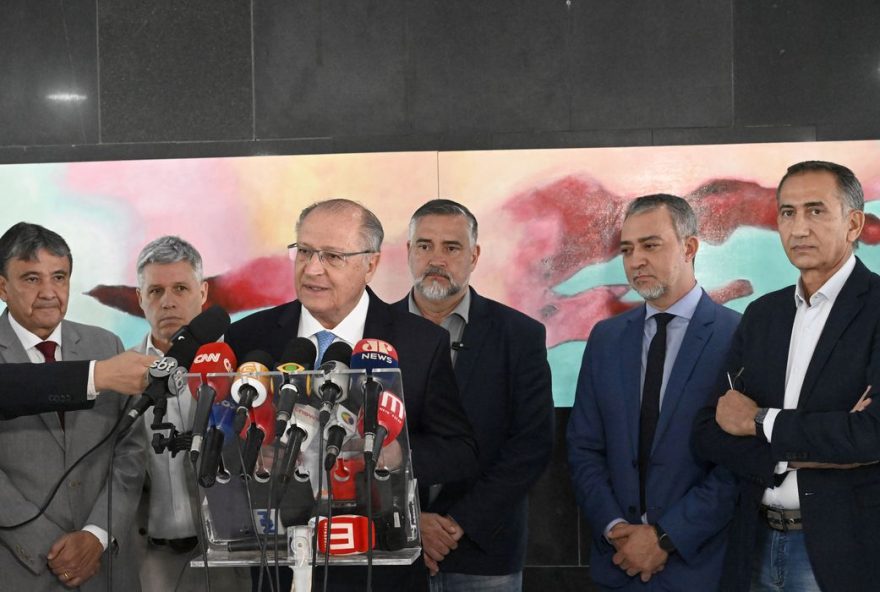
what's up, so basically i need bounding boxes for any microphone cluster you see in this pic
[143,327,414,557]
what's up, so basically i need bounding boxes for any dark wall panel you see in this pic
[408,0,570,133]
[570,0,733,130]
[99,0,252,143]
[0,0,98,147]
[735,1,880,127]
[254,0,409,138]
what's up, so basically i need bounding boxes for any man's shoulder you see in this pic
[741,285,794,318]
[64,319,119,343]
[229,301,297,332]
[477,294,545,337]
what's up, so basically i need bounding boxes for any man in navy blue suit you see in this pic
[567,194,740,590]
[394,199,554,592]
[694,161,880,592]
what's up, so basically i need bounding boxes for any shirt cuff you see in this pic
[81,525,108,551]
[86,361,98,400]
[762,408,781,442]
[604,518,627,543]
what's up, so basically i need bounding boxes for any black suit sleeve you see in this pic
[409,333,479,487]
[0,361,93,420]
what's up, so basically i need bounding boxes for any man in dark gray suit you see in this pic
[0,222,145,591]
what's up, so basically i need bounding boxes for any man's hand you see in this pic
[94,351,158,395]
[716,389,759,436]
[420,513,462,576]
[608,524,667,582]
[608,522,630,552]
[47,531,103,588]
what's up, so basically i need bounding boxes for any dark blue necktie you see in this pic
[639,313,674,514]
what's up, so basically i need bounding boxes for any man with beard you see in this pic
[567,194,740,590]
[394,199,554,591]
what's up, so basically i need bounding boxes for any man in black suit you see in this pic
[0,351,156,419]
[394,199,554,592]
[226,198,478,591]
[694,160,880,591]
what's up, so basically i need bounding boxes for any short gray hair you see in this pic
[777,160,864,213]
[136,235,203,287]
[408,199,478,247]
[624,194,698,241]
[0,222,72,277]
[296,198,384,252]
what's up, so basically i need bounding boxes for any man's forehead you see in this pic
[10,251,70,272]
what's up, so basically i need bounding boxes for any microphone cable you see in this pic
[0,398,132,531]
[237,437,277,592]
[188,452,213,592]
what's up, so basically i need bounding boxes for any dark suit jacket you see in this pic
[226,287,479,488]
[694,258,880,592]
[0,361,93,419]
[568,291,740,591]
[393,287,554,575]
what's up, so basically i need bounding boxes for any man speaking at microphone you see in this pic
[227,198,478,590]
[0,222,146,591]
[394,199,554,591]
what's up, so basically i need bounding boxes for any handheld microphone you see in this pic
[188,342,237,462]
[323,421,347,471]
[119,305,230,435]
[370,390,406,461]
[275,337,317,438]
[229,351,275,434]
[350,339,399,461]
[278,404,319,486]
[315,342,353,426]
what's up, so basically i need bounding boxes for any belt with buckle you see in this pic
[760,505,802,531]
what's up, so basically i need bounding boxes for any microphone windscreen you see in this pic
[240,349,275,369]
[188,305,232,344]
[350,338,400,373]
[279,337,317,371]
[322,341,353,366]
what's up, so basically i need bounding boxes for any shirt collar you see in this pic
[407,288,471,324]
[8,313,63,351]
[793,253,856,307]
[144,333,165,356]
[645,282,702,322]
[299,289,370,347]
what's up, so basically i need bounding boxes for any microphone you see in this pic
[188,342,237,462]
[369,390,406,461]
[316,515,376,555]
[315,342,353,426]
[229,351,275,434]
[275,337,317,438]
[278,404,320,486]
[323,421,347,471]
[350,339,399,462]
[119,305,231,435]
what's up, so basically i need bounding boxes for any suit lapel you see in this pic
[652,292,713,453]
[57,321,83,446]
[454,289,490,393]
[363,287,394,343]
[620,307,646,459]
[799,259,869,408]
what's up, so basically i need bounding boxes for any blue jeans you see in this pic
[428,571,522,592]
[751,525,821,591]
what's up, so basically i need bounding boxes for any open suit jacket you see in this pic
[226,287,479,591]
[694,258,880,592]
[567,291,740,591]
[0,311,146,592]
[392,287,554,575]
[0,360,93,419]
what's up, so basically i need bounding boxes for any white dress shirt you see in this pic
[298,289,370,355]
[761,254,856,510]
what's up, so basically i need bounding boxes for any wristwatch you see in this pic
[754,407,769,441]
[653,524,676,554]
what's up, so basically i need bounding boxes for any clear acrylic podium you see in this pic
[183,368,422,569]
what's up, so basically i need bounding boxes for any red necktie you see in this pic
[35,341,64,430]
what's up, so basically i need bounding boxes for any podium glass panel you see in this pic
[182,368,421,567]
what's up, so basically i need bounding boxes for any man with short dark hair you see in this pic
[0,222,145,591]
[395,199,554,592]
[568,195,740,590]
[227,198,478,591]
[695,161,880,591]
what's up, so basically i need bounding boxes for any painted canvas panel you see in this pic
[2,140,879,406]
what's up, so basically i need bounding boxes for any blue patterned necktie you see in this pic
[315,330,336,366]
